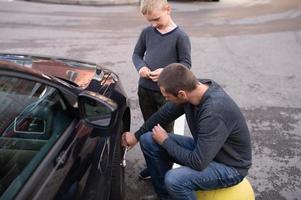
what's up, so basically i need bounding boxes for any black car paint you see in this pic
[0,53,130,200]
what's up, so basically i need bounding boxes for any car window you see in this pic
[0,76,73,198]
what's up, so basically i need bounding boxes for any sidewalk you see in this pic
[24,0,139,6]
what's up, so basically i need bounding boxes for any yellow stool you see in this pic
[196,178,255,200]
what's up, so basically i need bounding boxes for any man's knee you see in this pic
[164,169,179,191]
[140,132,154,149]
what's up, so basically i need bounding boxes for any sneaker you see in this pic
[138,168,151,180]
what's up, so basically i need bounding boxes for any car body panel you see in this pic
[0,53,130,200]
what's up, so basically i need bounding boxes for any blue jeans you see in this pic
[140,132,244,200]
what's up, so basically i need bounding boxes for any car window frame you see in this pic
[0,68,79,200]
[0,68,79,108]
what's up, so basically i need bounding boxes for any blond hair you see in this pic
[140,0,168,15]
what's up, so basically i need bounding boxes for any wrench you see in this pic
[121,146,129,167]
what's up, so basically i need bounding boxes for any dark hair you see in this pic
[158,63,198,96]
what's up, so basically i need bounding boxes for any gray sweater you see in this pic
[132,26,191,91]
[135,79,252,176]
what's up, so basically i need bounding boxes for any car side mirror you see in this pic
[78,91,117,128]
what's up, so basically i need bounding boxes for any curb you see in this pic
[24,0,140,6]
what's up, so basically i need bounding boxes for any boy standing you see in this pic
[132,0,191,179]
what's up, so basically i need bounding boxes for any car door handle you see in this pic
[55,150,68,167]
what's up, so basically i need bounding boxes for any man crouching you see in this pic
[122,63,252,200]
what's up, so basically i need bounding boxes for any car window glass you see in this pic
[0,76,73,198]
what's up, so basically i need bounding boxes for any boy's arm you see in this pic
[132,30,147,72]
[177,33,191,69]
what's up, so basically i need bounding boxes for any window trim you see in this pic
[0,69,79,109]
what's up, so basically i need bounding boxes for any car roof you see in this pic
[0,60,50,80]
[0,53,99,88]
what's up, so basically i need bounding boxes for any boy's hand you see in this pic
[139,66,151,79]
[152,124,168,145]
[149,68,163,82]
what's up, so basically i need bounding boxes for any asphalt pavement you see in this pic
[0,0,300,199]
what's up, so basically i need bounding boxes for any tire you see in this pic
[109,121,125,200]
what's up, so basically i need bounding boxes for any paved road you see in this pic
[0,0,301,199]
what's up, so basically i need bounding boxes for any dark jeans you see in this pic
[140,132,244,200]
[138,86,174,132]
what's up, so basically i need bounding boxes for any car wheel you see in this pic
[110,121,125,200]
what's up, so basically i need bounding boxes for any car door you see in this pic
[0,72,99,200]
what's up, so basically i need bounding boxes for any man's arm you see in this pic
[162,113,229,171]
[122,102,184,149]
[135,102,184,140]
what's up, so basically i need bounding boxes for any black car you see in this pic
[0,53,131,200]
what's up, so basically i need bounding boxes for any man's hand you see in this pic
[138,66,151,79]
[152,124,168,145]
[122,131,138,149]
[149,68,163,82]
